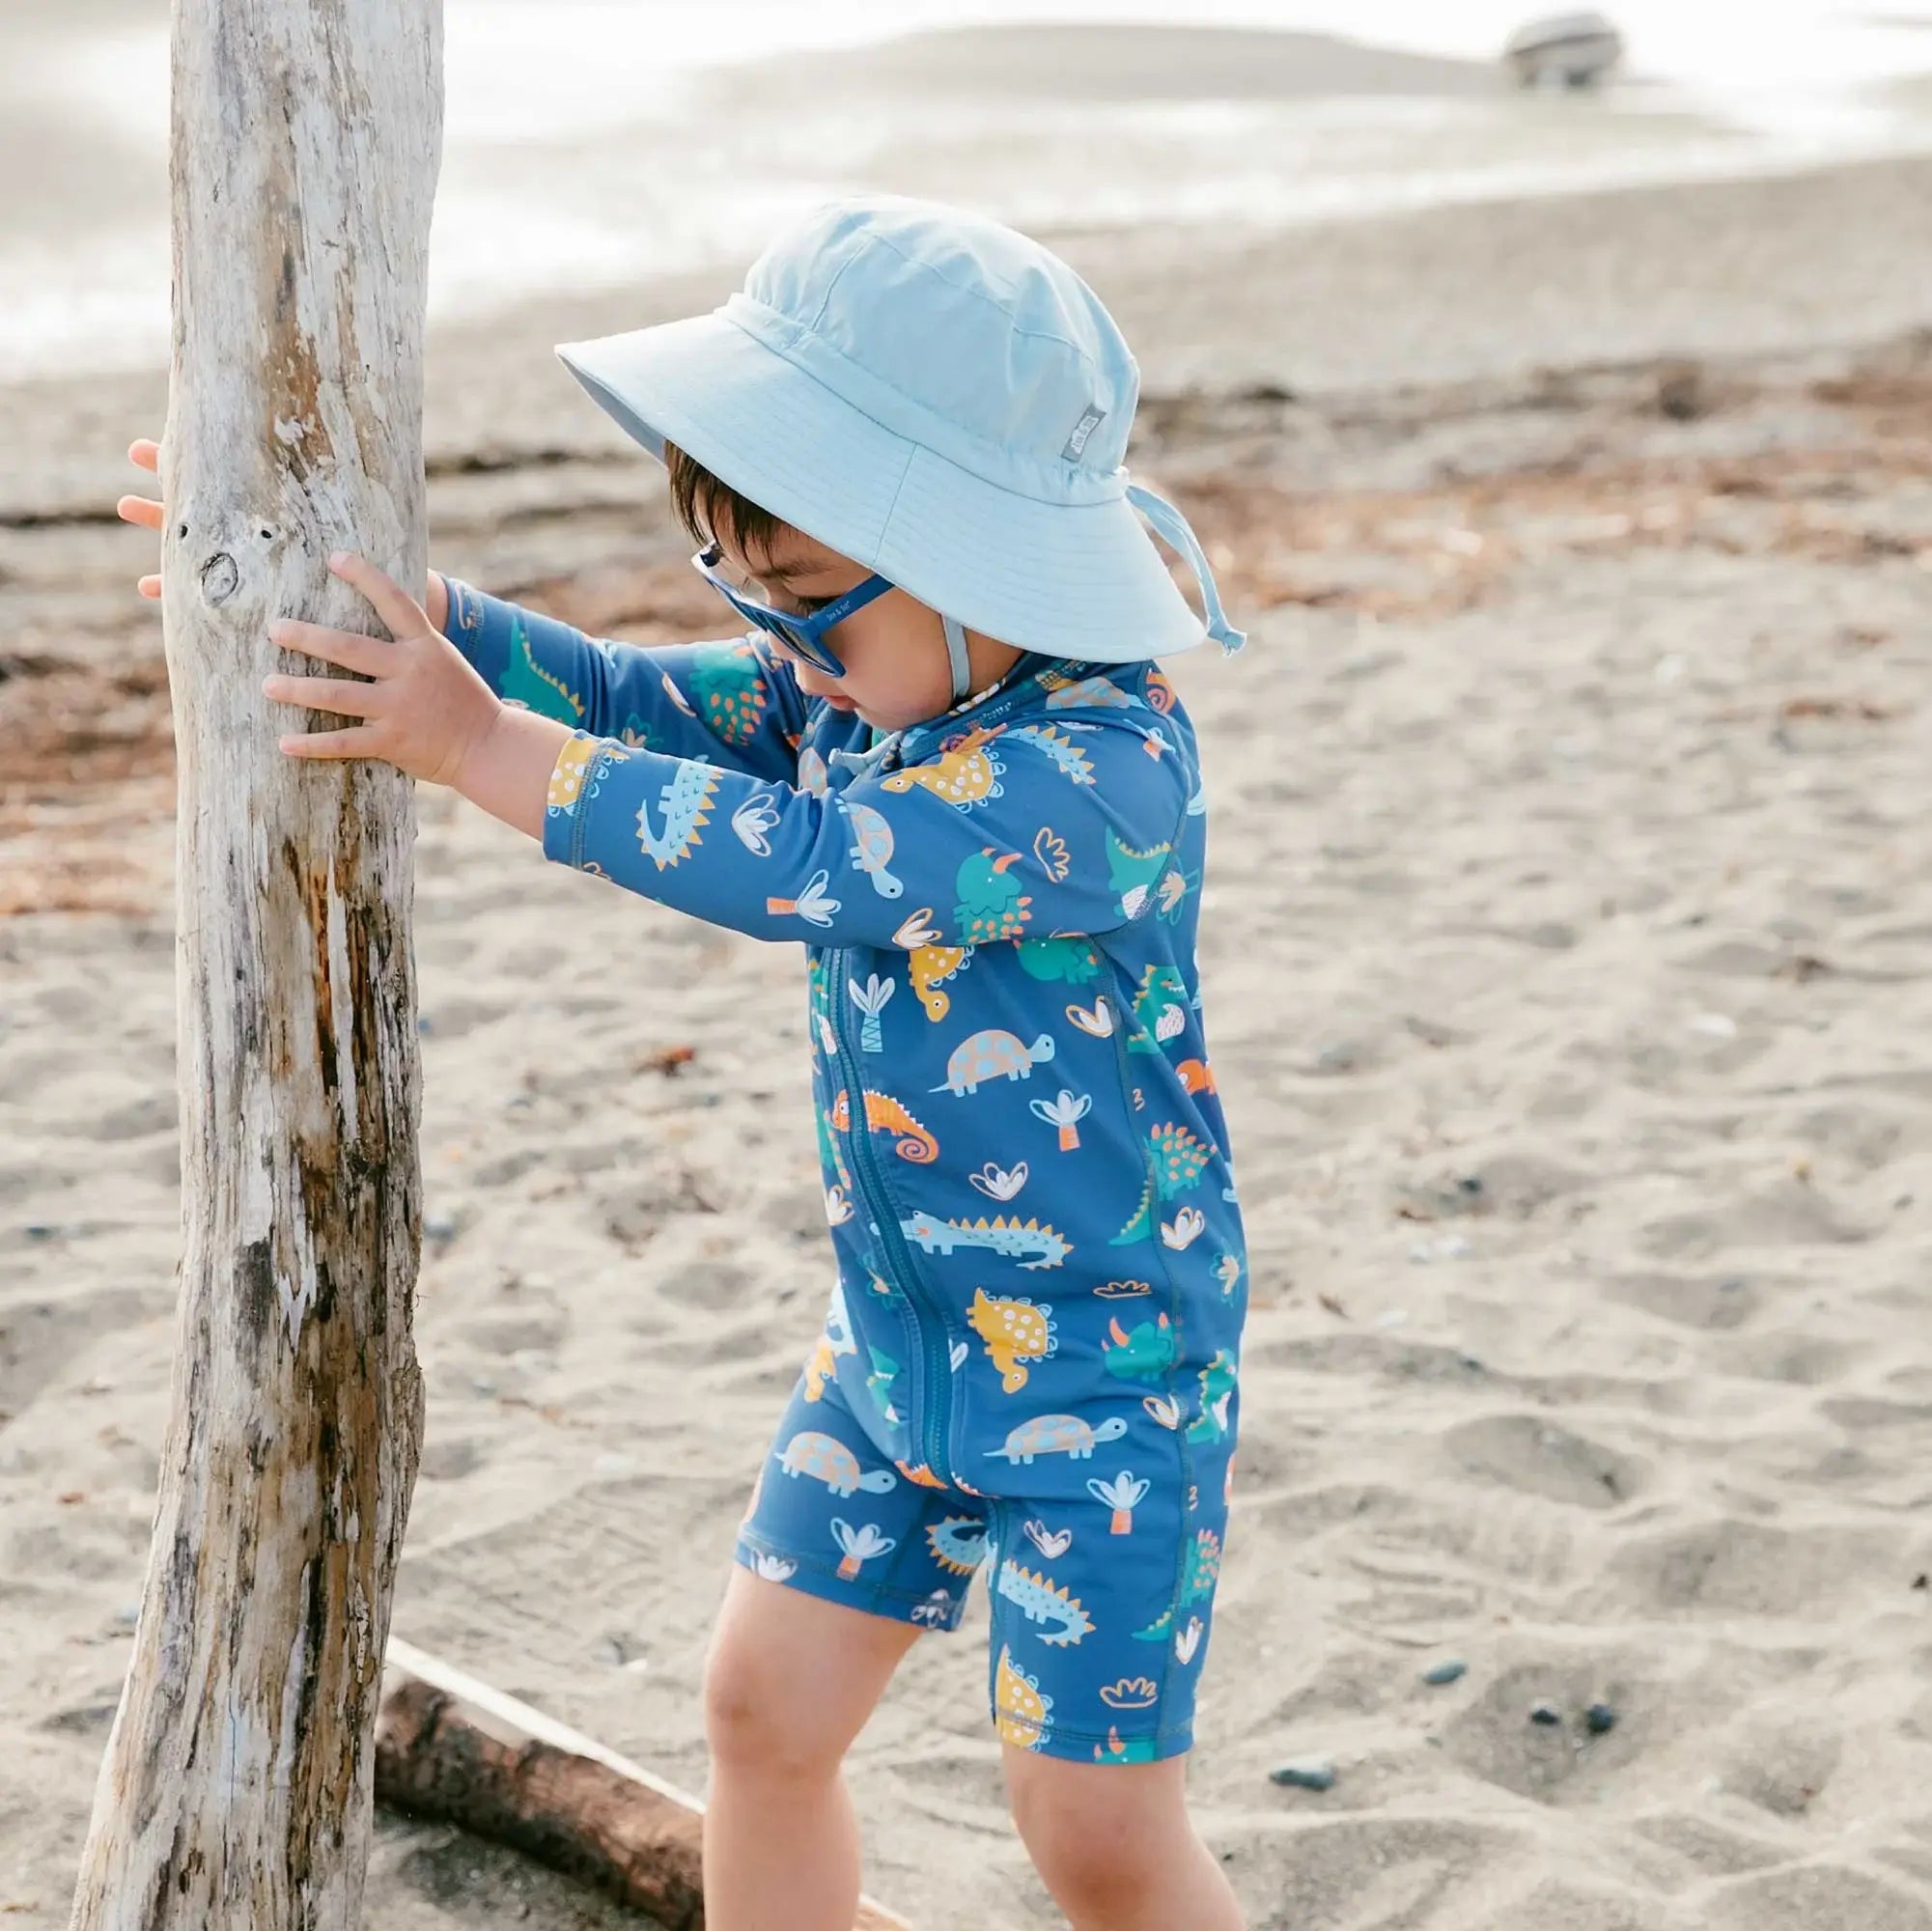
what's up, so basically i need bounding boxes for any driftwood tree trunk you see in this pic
[70,2,441,1923]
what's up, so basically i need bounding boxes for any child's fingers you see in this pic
[128,439,160,474]
[267,618,394,676]
[277,724,383,761]
[117,494,164,529]
[327,552,426,639]
[263,672,380,718]
[139,574,160,600]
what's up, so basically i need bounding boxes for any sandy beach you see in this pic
[8,15,1932,1925]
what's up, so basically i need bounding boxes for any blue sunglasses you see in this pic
[691,542,892,679]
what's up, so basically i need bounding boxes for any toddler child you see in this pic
[124,194,1248,1931]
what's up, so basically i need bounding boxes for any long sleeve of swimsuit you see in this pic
[537,704,1192,949]
[438,577,806,784]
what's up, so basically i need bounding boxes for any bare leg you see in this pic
[1004,1748,1246,1931]
[703,1568,923,1931]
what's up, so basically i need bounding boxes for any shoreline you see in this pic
[12,7,1932,394]
[4,148,1931,528]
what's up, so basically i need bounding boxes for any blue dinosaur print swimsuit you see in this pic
[443,582,1246,1765]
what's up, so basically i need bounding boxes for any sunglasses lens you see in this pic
[764,618,831,674]
[696,555,841,676]
[742,604,798,648]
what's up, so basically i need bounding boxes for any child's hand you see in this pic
[264,553,500,789]
[117,440,167,602]
[116,438,449,629]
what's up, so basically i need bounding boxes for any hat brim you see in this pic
[556,314,1207,662]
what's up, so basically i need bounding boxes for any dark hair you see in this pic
[664,440,790,561]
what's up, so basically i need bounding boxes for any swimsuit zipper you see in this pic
[817,679,1098,1479]
[828,942,953,1480]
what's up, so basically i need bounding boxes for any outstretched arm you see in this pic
[119,438,804,788]
[436,579,807,784]
[260,558,1192,959]
[540,707,1191,950]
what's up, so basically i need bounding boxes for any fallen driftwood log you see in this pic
[377,1639,913,1930]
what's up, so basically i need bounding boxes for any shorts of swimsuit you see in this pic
[736,1366,1235,1765]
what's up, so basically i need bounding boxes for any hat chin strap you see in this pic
[941,613,972,703]
[1127,483,1247,655]
[934,481,1240,689]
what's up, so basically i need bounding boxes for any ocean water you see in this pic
[7,0,1932,378]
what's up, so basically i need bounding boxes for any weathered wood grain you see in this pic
[67,2,442,1923]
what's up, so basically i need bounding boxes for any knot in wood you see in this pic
[199,551,240,604]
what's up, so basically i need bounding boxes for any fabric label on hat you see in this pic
[1061,406,1106,461]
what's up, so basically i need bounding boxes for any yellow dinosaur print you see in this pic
[546,736,603,814]
[995,1645,1050,1750]
[829,1088,940,1162]
[910,942,970,1021]
[879,726,1004,807]
[803,1333,837,1401]
[967,1287,1056,1393]
[890,906,972,1021]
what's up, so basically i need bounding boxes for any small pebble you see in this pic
[416,1014,434,1035]
[424,1214,458,1244]
[1421,1658,1468,1687]
[1312,1039,1360,1076]
[1529,1701,1563,1726]
[1269,1756,1337,1792]
[25,1223,57,1241]
[1585,1702,1617,1734]
[1688,1012,1738,1040]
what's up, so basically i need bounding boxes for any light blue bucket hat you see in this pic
[555,194,1245,664]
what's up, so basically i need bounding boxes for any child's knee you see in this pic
[1008,1758,1188,1913]
[703,1641,834,1779]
